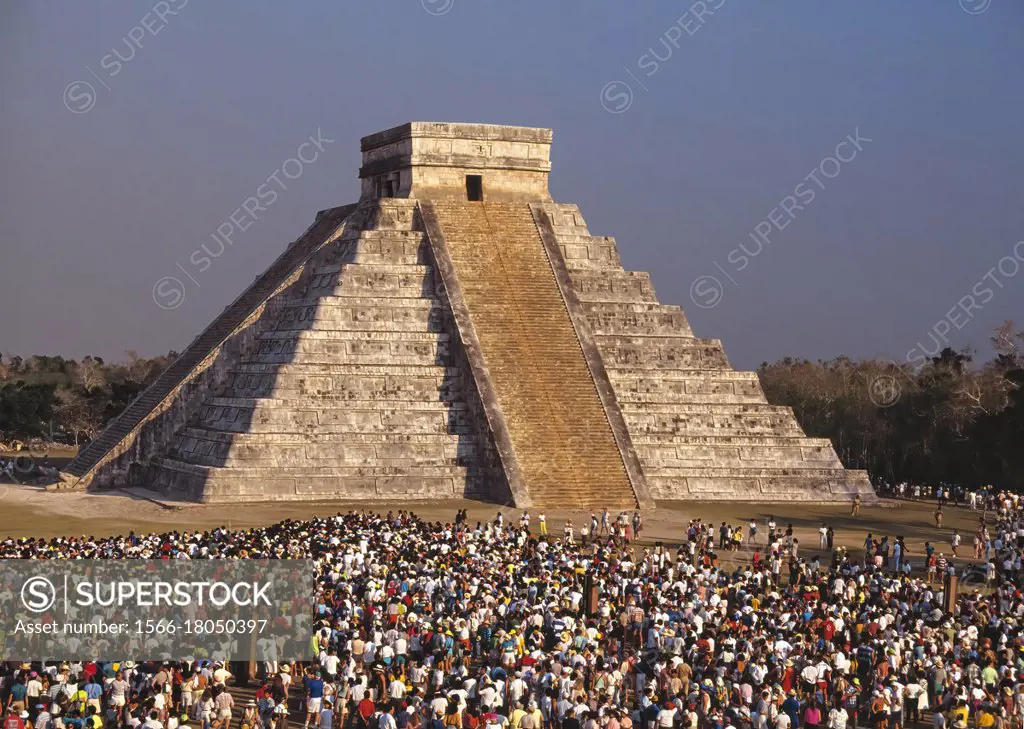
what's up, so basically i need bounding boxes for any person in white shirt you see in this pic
[378,705,397,729]
[388,678,405,701]
[828,706,848,729]
[656,704,676,729]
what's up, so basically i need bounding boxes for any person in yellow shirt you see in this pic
[74,688,90,718]
[950,701,969,726]
[84,706,104,729]
[509,702,527,729]
[975,707,995,729]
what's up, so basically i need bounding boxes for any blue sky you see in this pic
[1,0,1022,370]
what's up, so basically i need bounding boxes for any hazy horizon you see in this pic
[2,1,1022,371]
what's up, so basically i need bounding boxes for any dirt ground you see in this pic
[0,485,986,569]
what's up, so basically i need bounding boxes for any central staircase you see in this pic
[425,201,636,509]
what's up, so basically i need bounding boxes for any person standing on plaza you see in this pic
[303,669,324,729]
[829,704,849,729]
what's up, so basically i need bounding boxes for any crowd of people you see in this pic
[876,486,1021,518]
[2,501,1024,729]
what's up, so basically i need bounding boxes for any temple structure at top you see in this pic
[60,122,875,507]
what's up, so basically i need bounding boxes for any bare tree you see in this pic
[73,357,107,392]
[992,320,1023,364]
[125,350,154,385]
[54,389,102,447]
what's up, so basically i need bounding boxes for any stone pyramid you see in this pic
[60,122,875,508]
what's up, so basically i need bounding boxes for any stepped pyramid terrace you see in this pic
[59,122,875,508]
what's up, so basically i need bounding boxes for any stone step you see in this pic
[631,434,836,448]
[310,261,431,276]
[272,302,444,332]
[344,229,426,242]
[645,472,866,502]
[598,339,730,369]
[427,200,637,509]
[330,250,426,266]
[227,369,456,392]
[622,403,799,420]
[148,460,473,502]
[205,397,466,410]
[610,374,768,401]
[363,199,422,231]
[180,427,483,446]
[306,269,435,298]
[315,230,427,265]
[622,412,805,436]
[647,466,853,478]
[260,330,449,344]
[232,362,458,376]
[580,301,693,337]
[638,440,840,459]
[225,377,461,401]
[607,369,761,382]
[197,406,472,435]
[569,270,659,303]
[556,235,622,269]
[276,296,437,310]
[174,439,473,468]
[618,392,767,405]
[641,456,843,471]
[534,203,590,236]
[618,403,794,415]
[156,458,472,480]
[248,337,447,365]
[612,378,766,403]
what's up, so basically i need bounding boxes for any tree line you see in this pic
[2,321,1022,490]
[0,351,176,446]
[758,321,1024,492]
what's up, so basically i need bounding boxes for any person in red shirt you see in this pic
[5,711,28,729]
[356,697,375,729]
